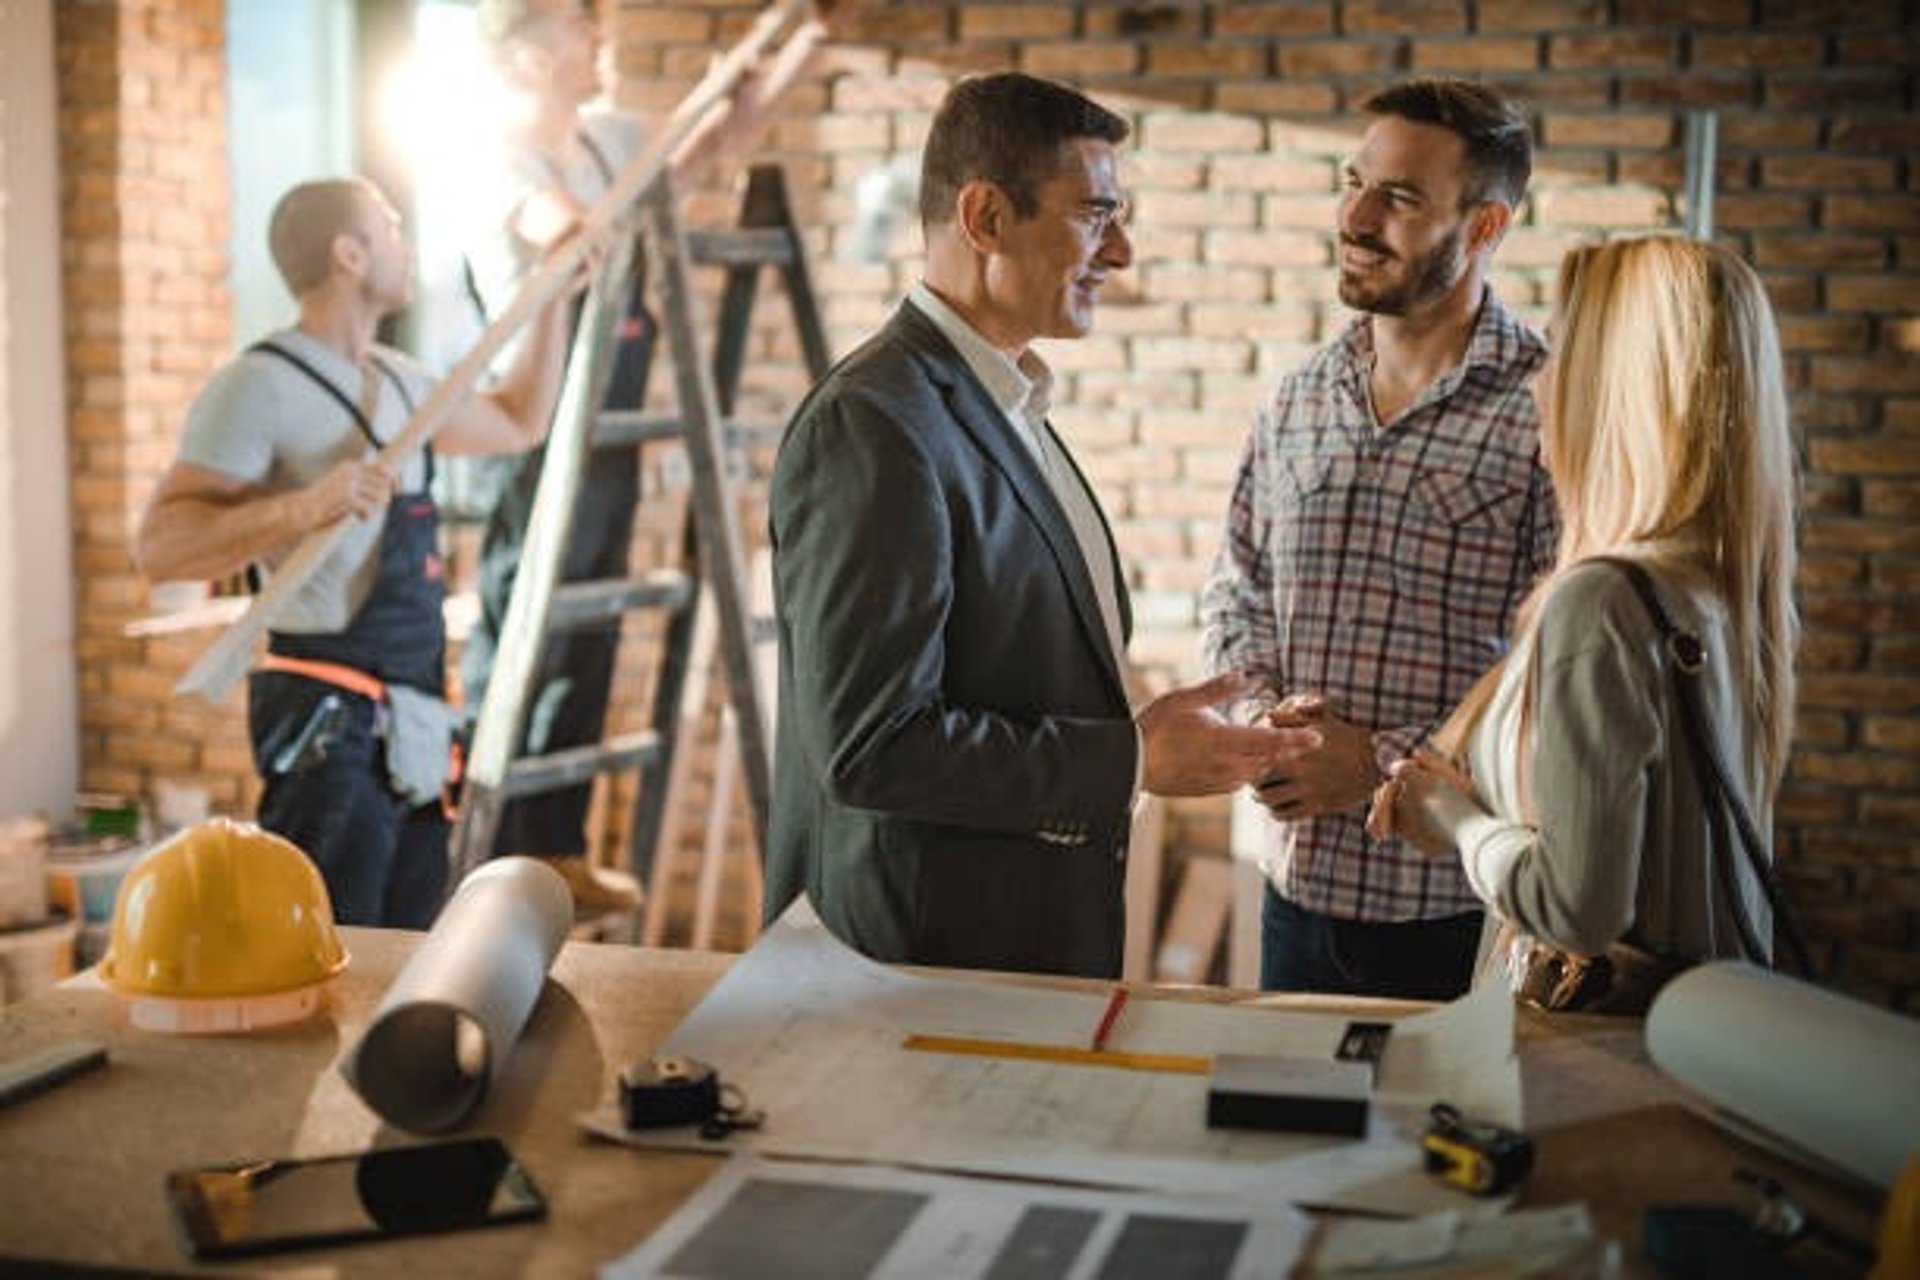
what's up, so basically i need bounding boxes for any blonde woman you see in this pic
[1366,235,1802,1004]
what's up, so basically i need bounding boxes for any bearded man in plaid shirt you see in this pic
[1201,79,1559,999]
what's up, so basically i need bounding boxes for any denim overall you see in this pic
[244,342,450,927]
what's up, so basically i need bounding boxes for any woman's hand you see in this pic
[1366,748,1480,856]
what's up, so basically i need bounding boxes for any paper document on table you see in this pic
[581,899,1519,1216]
[604,1154,1313,1279]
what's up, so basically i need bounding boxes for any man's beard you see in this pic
[1337,223,1465,316]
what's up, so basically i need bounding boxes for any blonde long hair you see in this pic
[1442,235,1798,798]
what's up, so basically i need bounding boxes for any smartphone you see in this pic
[165,1135,546,1259]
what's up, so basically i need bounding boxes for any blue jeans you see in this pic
[1261,884,1481,1000]
[250,673,449,929]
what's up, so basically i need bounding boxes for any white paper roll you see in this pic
[1646,961,1920,1189]
[341,857,572,1133]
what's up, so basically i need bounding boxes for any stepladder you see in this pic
[449,162,831,939]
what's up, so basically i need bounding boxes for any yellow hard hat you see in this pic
[99,817,349,1034]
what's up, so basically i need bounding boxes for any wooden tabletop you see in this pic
[0,927,1884,1276]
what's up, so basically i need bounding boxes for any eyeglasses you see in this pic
[1064,197,1131,241]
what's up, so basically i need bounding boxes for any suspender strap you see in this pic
[1596,556,1817,979]
[258,652,389,703]
[246,341,420,447]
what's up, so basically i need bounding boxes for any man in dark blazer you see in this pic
[766,73,1308,977]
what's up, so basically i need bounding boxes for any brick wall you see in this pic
[51,1,1918,1005]
[55,0,248,813]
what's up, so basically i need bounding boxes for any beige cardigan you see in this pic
[1449,560,1775,965]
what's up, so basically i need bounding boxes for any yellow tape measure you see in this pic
[900,1034,1211,1076]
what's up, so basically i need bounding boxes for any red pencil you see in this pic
[1090,987,1129,1053]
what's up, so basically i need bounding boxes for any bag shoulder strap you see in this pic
[1592,556,1817,979]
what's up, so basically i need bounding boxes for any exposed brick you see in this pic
[1692,31,1827,70]
[1715,192,1818,230]
[1411,37,1541,73]
[1620,0,1751,22]
[1617,154,1689,188]
[1719,113,1823,149]
[830,75,953,114]
[1826,274,1919,312]
[1799,630,1866,671]
[1142,112,1267,154]
[842,6,951,43]
[1129,152,1207,191]
[1083,6,1203,38]
[1277,40,1400,78]
[1752,234,1890,271]
[1093,79,1208,111]
[1130,226,1200,263]
[1146,43,1269,79]
[1343,0,1465,36]
[1803,527,1920,576]
[1532,184,1673,229]
[1619,72,1758,108]
[1214,81,1336,117]
[1021,40,1140,79]
[1214,155,1334,194]
[608,6,713,43]
[1549,30,1679,70]
[1475,0,1608,31]
[1799,590,1920,631]
[1188,301,1320,342]
[1214,5,1335,37]
[1766,71,1909,112]
[1794,743,1920,791]
[1762,153,1901,192]
[1790,710,1856,752]
[1541,112,1675,150]
[1862,716,1920,754]
[1777,314,1874,354]
[1808,357,1920,398]
[1204,229,1328,268]
[1825,193,1920,232]
[1259,193,1336,231]
[1863,481,1920,519]
[1828,116,1918,154]
[1529,150,1610,183]
[1140,262,1270,304]
[958,5,1075,40]
[1835,27,1920,68]
[1143,189,1263,231]
[1482,72,1614,108]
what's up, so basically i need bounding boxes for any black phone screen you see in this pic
[166,1135,546,1259]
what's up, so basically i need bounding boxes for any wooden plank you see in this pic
[1154,854,1234,985]
[641,592,718,947]
[1122,794,1166,982]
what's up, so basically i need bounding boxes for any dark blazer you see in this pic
[765,301,1138,977]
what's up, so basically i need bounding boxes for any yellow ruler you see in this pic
[901,1034,1211,1076]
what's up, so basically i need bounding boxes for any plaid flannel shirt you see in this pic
[1201,291,1557,923]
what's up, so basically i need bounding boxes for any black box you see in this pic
[1205,1054,1371,1137]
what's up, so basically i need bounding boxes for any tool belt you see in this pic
[259,653,388,702]
[258,655,462,810]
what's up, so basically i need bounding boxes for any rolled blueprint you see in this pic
[1646,961,1920,1188]
[342,857,572,1133]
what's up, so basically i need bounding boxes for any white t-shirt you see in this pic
[179,327,435,633]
